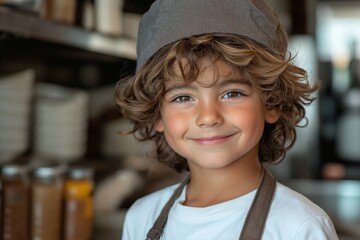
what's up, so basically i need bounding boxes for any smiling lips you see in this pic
[192,133,236,145]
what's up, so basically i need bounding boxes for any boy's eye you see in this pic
[173,95,194,102]
[223,91,244,99]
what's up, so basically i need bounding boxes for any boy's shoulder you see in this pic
[268,183,338,239]
[127,182,182,218]
[270,182,331,228]
[273,182,326,216]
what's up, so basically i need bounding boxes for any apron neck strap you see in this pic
[146,168,276,240]
[238,168,276,239]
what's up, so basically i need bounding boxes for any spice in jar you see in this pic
[1,164,31,240]
[31,164,65,240]
[63,167,94,240]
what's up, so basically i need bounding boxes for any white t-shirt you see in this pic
[122,182,338,240]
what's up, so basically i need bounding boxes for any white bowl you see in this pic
[34,109,88,126]
[34,84,89,127]
[0,113,31,130]
[0,89,33,103]
[33,124,87,158]
[0,153,19,164]
[0,126,29,141]
[34,123,87,138]
[35,99,88,115]
[0,100,32,116]
[0,69,35,88]
[34,143,86,161]
[35,83,89,110]
[0,136,28,152]
[35,138,86,151]
[0,141,28,153]
[34,132,87,148]
[0,69,35,102]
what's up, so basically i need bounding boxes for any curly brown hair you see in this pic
[115,34,318,173]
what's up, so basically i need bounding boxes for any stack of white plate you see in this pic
[33,83,89,162]
[0,69,35,163]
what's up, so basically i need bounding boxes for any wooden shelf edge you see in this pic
[0,6,137,60]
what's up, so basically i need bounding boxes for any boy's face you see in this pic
[155,57,279,172]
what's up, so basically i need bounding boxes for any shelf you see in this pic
[0,6,137,60]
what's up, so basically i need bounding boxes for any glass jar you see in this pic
[63,167,94,240]
[1,164,30,240]
[31,164,65,240]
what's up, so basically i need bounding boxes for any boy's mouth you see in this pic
[191,133,236,145]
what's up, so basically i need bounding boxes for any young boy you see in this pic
[115,0,339,239]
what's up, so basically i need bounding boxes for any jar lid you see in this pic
[34,164,66,179]
[1,164,27,177]
[67,167,93,180]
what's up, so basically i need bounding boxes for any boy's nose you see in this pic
[196,102,224,128]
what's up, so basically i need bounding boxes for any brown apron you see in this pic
[146,168,276,240]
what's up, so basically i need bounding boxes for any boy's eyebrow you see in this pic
[218,78,251,87]
[164,84,197,94]
[164,78,251,94]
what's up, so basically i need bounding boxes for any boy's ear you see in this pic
[154,118,164,132]
[265,108,280,124]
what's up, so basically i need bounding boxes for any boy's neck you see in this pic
[183,161,262,207]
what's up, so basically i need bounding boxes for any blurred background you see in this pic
[0,0,359,239]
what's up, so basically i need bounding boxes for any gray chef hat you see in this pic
[136,0,288,71]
